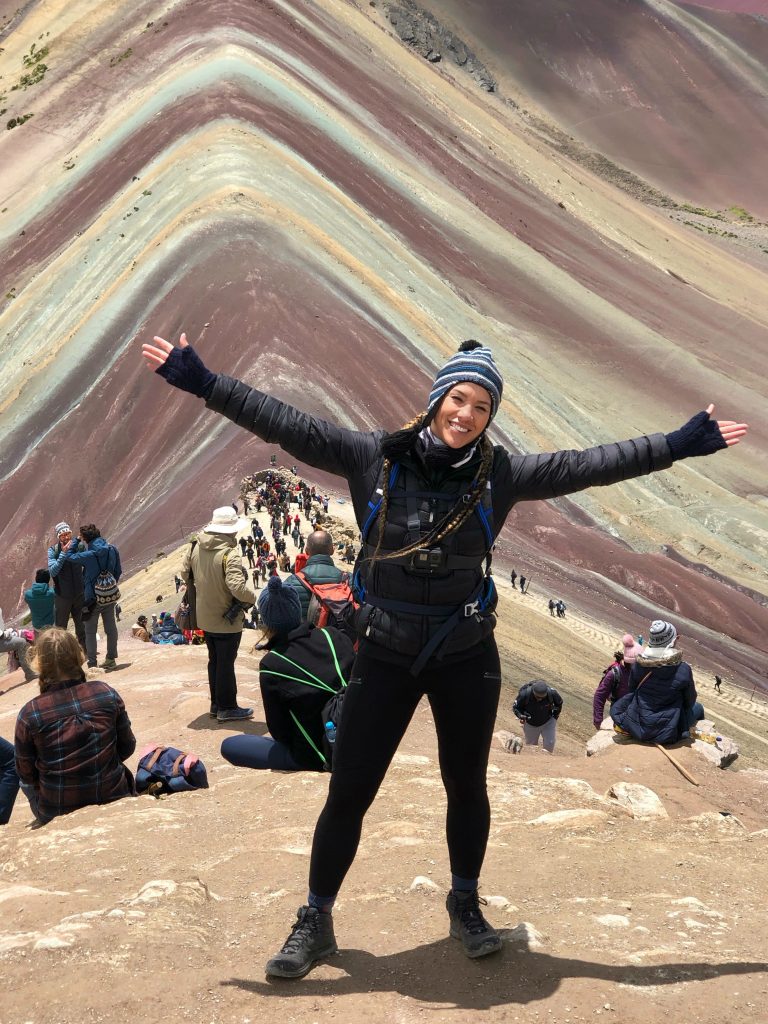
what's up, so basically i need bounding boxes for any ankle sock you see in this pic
[308,890,336,913]
[451,875,479,896]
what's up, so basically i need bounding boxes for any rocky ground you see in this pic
[2,492,768,1024]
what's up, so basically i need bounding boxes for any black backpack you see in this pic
[602,664,622,701]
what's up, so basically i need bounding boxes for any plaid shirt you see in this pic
[15,678,136,823]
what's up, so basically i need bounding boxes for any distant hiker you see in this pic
[63,525,122,671]
[174,597,191,632]
[239,536,248,557]
[47,522,86,651]
[131,615,151,642]
[24,569,55,637]
[284,530,344,622]
[115,603,122,623]
[270,454,277,466]
[548,599,555,617]
[221,576,355,773]
[181,506,257,722]
[510,570,517,589]
[556,599,566,618]
[513,680,563,752]
[174,574,183,593]
[714,675,722,693]
[14,628,136,825]
[519,574,527,593]
[246,538,256,568]
[593,634,640,730]
[611,620,704,745]
[145,326,746,979]
[344,543,355,564]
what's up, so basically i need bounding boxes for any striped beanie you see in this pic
[427,340,503,420]
[647,620,677,649]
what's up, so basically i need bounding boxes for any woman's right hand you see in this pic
[141,333,217,399]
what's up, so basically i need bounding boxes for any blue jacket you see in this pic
[610,650,696,746]
[64,537,122,604]
[24,582,55,629]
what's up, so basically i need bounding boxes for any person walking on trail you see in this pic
[181,506,257,722]
[143,329,747,979]
[592,633,640,730]
[556,599,566,618]
[47,522,87,651]
[548,598,556,616]
[513,680,563,752]
[221,575,355,773]
[714,674,722,693]
[519,574,527,593]
[510,569,517,589]
[62,525,122,671]
[611,620,704,745]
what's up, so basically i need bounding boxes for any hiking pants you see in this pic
[84,603,118,666]
[54,594,86,649]
[205,632,242,709]
[221,734,304,772]
[0,635,35,682]
[523,718,557,753]
[308,641,502,898]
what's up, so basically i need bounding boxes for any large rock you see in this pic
[605,782,668,819]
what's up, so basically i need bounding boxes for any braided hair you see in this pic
[369,430,495,565]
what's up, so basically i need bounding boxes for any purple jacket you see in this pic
[593,661,632,728]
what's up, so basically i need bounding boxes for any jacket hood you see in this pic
[31,582,52,593]
[637,648,683,668]
[88,537,111,552]
[197,532,237,553]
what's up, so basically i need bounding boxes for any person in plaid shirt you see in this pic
[15,628,136,824]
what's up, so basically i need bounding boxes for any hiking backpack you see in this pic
[135,743,209,795]
[602,664,622,701]
[296,571,359,643]
[93,548,120,606]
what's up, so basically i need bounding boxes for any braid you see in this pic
[368,413,426,565]
[369,433,494,564]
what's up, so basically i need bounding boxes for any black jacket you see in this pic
[513,683,563,726]
[610,650,697,745]
[207,376,672,667]
[259,624,355,770]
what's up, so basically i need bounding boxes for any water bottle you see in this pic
[325,720,337,745]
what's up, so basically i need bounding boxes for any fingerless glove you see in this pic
[155,345,217,400]
[665,410,726,462]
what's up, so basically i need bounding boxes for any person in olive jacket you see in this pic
[181,507,256,722]
[221,575,354,772]
[143,330,747,979]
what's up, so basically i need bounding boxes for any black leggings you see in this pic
[309,641,502,897]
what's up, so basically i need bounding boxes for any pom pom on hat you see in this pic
[427,339,503,420]
[258,574,302,634]
[621,632,642,664]
[647,620,677,649]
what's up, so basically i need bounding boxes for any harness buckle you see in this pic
[464,599,480,617]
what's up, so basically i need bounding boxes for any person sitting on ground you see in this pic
[151,613,187,645]
[592,633,640,730]
[221,576,355,772]
[131,615,152,642]
[24,569,56,638]
[513,680,563,753]
[14,628,136,825]
[610,620,704,746]
[283,530,344,621]
[0,609,36,683]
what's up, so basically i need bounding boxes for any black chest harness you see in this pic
[353,461,497,675]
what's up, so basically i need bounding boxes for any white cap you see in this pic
[204,507,240,534]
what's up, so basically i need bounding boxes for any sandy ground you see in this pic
[2,483,768,1023]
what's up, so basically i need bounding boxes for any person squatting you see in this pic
[142,331,746,979]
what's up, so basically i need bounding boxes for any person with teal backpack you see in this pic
[220,576,355,772]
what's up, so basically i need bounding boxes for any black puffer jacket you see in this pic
[207,376,672,667]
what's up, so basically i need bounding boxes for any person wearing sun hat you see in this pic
[143,326,747,978]
[181,506,256,722]
[611,619,704,744]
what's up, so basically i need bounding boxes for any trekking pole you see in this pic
[654,744,699,786]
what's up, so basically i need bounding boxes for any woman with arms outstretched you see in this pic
[142,332,747,978]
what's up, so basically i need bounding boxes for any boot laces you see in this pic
[280,909,320,953]
[456,893,491,935]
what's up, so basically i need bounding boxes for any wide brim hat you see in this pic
[204,506,240,534]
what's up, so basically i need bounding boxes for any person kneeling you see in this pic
[14,628,136,825]
[220,576,355,772]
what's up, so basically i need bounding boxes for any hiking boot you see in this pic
[216,706,254,722]
[265,906,338,979]
[446,890,503,959]
[101,658,117,671]
[209,703,219,718]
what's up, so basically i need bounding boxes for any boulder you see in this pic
[605,782,668,819]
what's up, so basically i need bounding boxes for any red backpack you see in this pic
[296,571,359,644]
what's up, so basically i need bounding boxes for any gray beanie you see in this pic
[647,620,677,649]
[258,575,302,634]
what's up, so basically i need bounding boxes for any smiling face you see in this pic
[431,382,492,449]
